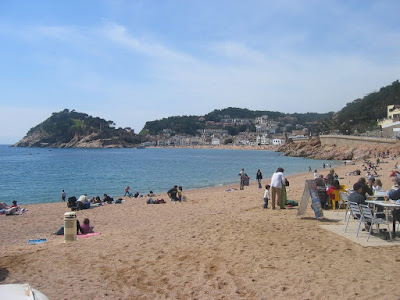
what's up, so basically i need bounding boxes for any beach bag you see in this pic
[285,179,290,186]
[67,196,77,208]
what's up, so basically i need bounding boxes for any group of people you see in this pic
[167,185,185,202]
[0,200,27,215]
[239,167,288,210]
[124,186,141,198]
[67,193,125,211]
[56,217,94,235]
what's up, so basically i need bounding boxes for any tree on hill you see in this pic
[143,115,205,136]
[23,109,141,146]
[333,80,400,134]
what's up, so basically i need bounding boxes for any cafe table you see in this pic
[365,200,400,236]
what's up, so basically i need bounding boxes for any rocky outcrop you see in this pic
[13,131,135,148]
[278,137,400,160]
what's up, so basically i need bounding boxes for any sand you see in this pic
[1,158,400,299]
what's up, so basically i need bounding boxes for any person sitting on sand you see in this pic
[76,194,90,210]
[168,185,178,202]
[103,194,114,204]
[147,191,155,197]
[56,219,87,235]
[4,200,27,215]
[80,218,94,234]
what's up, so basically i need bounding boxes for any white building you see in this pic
[272,139,283,145]
[211,137,221,145]
[256,134,271,145]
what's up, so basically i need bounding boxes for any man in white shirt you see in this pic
[76,194,89,210]
[270,167,285,209]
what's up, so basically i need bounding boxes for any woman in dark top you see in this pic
[256,169,263,189]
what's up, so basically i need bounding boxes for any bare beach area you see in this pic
[1,157,400,299]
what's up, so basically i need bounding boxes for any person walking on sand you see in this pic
[124,186,133,197]
[270,167,286,209]
[61,190,66,202]
[256,169,263,189]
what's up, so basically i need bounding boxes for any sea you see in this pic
[0,145,341,205]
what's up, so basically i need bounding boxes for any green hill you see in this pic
[14,109,141,147]
[333,80,400,134]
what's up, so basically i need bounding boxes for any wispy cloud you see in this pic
[1,1,400,143]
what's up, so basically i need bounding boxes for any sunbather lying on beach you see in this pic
[0,201,28,215]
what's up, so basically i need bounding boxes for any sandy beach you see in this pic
[1,158,400,299]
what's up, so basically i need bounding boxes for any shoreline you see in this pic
[1,156,399,299]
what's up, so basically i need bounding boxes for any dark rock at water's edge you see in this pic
[278,137,400,160]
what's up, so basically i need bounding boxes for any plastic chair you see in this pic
[359,204,393,242]
[345,201,363,236]
[337,191,349,218]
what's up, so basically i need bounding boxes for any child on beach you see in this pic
[80,218,94,234]
[263,185,270,209]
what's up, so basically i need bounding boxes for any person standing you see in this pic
[61,190,66,202]
[256,169,263,188]
[263,185,270,209]
[238,168,247,190]
[270,167,285,209]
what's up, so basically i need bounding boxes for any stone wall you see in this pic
[319,135,398,147]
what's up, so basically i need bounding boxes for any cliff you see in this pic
[278,137,400,160]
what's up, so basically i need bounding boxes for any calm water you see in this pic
[0,145,340,205]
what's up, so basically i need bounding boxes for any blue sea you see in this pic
[0,145,341,205]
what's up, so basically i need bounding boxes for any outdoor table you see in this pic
[366,200,400,236]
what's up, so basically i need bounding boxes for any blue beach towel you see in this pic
[28,238,47,245]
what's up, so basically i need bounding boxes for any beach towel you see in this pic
[77,232,101,238]
[28,238,47,245]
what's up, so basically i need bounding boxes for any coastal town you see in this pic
[139,104,400,148]
[141,114,301,147]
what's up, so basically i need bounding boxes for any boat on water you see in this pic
[136,145,146,149]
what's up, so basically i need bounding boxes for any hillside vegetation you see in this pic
[333,80,400,134]
[14,109,140,147]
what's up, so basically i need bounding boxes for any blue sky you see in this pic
[1,0,399,144]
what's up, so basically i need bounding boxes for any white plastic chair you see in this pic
[359,204,393,242]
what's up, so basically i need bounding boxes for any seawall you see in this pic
[319,135,398,147]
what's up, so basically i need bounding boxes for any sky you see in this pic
[1,0,400,144]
